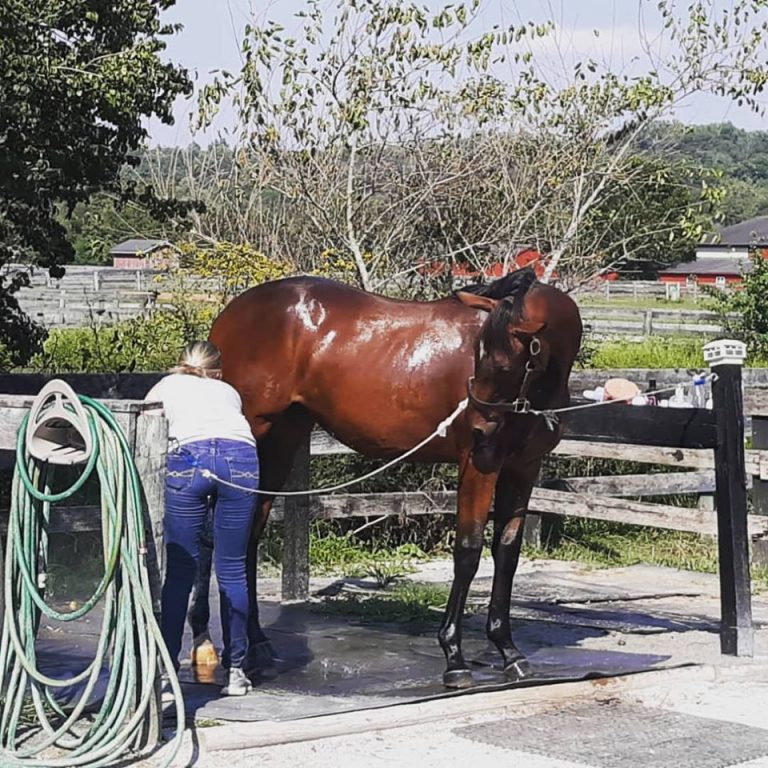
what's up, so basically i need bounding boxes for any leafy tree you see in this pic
[579,156,721,277]
[0,0,191,357]
[709,253,768,362]
[64,193,180,265]
[189,0,768,291]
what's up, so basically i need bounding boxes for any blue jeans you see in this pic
[161,438,258,670]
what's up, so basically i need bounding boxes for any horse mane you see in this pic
[453,267,539,358]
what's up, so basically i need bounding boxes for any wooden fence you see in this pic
[0,396,167,607]
[2,265,740,335]
[575,280,707,303]
[578,306,733,337]
[0,365,766,656]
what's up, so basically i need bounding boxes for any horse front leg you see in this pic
[438,461,497,689]
[486,459,541,680]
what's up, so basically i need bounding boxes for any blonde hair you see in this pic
[172,341,222,378]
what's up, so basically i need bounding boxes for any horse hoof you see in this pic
[503,658,532,681]
[191,635,220,668]
[443,669,475,689]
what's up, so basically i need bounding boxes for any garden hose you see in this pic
[0,393,184,767]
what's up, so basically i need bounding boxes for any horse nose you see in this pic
[472,421,499,441]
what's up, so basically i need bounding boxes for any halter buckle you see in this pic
[510,398,531,414]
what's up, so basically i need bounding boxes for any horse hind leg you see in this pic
[486,460,541,681]
[245,404,315,672]
[188,510,219,669]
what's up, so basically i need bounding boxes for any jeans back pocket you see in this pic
[166,453,197,493]
[224,456,259,491]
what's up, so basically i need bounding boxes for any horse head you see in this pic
[455,270,549,472]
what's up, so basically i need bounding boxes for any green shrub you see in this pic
[708,253,768,363]
[585,336,768,369]
[588,337,710,368]
[29,306,214,373]
[0,342,14,373]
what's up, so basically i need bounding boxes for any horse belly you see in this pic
[301,360,466,462]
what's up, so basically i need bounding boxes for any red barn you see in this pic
[448,247,550,282]
[659,216,768,287]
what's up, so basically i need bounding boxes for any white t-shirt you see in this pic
[145,374,256,447]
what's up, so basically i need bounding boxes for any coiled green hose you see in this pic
[0,395,184,767]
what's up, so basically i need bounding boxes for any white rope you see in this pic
[196,370,717,495]
[198,397,470,497]
[528,373,718,429]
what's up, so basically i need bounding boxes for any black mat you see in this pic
[169,601,679,722]
[35,588,713,724]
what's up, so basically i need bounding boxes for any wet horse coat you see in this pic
[201,270,582,686]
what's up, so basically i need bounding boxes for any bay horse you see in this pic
[194,268,582,688]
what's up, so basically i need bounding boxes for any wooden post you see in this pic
[643,310,653,336]
[133,410,168,611]
[706,339,753,657]
[131,406,167,750]
[0,530,4,645]
[522,514,541,549]
[281,437,311,602]
[93,270,100,292]
[751,414,768,567]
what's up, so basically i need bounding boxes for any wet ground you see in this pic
[35,557,768,726]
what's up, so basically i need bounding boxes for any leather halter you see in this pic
[466,337,543,414]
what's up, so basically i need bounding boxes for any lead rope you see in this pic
[194,397,470,497]
[192,372,718,498]
[528,373,719,430]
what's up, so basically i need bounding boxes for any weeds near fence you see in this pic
[314,581,453,623]
[583,336,768,369]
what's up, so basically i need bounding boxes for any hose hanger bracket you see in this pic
[25,379,94,465]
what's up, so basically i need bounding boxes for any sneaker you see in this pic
[160,675,176,705]
[221,667,252,697]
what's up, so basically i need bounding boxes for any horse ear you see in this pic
[455,292,499,313]
[512,320,546,338]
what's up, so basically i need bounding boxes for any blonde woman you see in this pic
[145,341,258,696]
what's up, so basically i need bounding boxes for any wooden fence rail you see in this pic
[1,264,744,334]
[578,306,734,337]
[575,280,705,302]
[0,363,765,656]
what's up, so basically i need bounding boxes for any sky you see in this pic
[146,0,768,146]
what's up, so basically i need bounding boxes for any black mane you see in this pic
[453,267,538,301]
[454,267,539,358]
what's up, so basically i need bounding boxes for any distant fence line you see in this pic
[579,306,735,338]
[574,280,708,302]
[4,265,733,334]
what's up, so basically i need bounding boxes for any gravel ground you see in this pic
[141,557,768,768]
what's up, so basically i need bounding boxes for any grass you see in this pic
[526,518,720,572]
[314,581,453,623]
[310,531,427,586]
[584,336,768,369]
[525,518,768,590]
